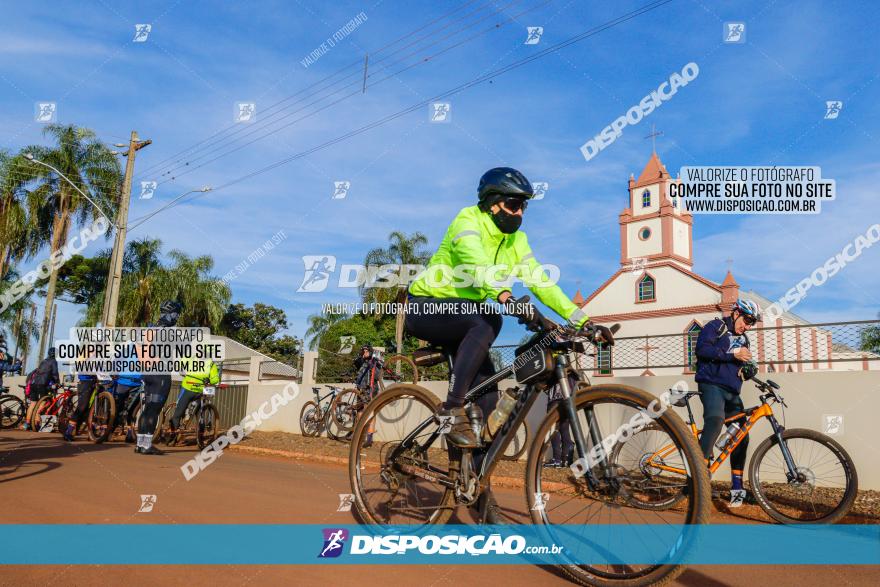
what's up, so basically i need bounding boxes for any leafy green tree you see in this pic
[304,309,348,350]
[219,302,302,365]
[860,314,880,354]
[0,150,43,280]
[16,125,121,356]
[53,252,110,304]
[315,314,398,382]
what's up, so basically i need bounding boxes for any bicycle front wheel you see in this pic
[500,419,529,461]
[0,396,26,429]
[749,428,858,524]
[526,384,711,587]
[196,404,221,449]
[87,392,117,443]
[300,401,322,437]
[30,396,52,430]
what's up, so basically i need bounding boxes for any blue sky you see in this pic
[2,0,879,365]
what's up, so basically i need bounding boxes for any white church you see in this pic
[571,152,876,377]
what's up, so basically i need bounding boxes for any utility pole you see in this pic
[101,130,151,328]
[11,306,22,361]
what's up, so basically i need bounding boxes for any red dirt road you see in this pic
[0,430,875,586]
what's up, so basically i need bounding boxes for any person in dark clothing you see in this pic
[136,300,182,455]
[25,348,59,430]
[64,370,97,441]
[694,298,760,507]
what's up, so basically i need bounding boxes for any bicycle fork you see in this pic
[554,357,604,491]
[767,415,800,482]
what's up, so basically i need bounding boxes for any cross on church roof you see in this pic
[644,123,663,153]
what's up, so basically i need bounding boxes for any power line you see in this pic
[136,0,676,223]
[143,0,533,183]
[152,0,548,186]
[136,0,493,179]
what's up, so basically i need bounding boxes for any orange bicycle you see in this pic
[610,376,857,524]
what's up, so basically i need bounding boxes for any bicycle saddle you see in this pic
[412,345,449,368]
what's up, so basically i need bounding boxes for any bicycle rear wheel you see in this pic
[608,423,689,511]
[0,396,26,429]
[87,392,116,443]
[383,354,419,385]
[749,428,858,524]
[299,401,322,437]
[525,384,710,587]
[349,384,457,526]
[30,396,52,431]
[330,388,363,434]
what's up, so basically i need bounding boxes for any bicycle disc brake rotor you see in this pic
[791,466,816,495]
[638,452,663,477]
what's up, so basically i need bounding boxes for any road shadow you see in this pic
[0,432,118,484]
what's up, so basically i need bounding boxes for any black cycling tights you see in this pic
[404,296,502,411]
[138,374,172,435]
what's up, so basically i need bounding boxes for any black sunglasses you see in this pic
[498,197,528,212]
[742,315,757,326]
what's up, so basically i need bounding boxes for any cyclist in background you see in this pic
[136,300,182,455]
[64,363,97,441]
[695,298,760,507]
[26,348,59,431]
[543,370,579,468]
[167,357,220,437]
[353,344,380,448]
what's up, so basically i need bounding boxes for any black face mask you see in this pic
[490,208,522,234]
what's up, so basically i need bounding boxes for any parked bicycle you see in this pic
[327,353,418,439]
[86,378,123,443]
[610,376,858,524]
[300,386,342,437]
[0,385,27,429]
[30,383,77,433]
[348,314,711,587]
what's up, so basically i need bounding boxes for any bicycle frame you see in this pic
[645,390,795,479]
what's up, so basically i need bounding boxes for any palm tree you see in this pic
[361,231,431,354]
[304,310,348,350]
[0,150,42,280]
[0,268,39,356]
[18,125,121,356]
[81,238,231,329]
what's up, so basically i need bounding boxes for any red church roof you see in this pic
[634,151,670,187]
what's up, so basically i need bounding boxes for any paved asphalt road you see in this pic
[0,430,875,586]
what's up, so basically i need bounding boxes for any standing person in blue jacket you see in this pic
[694,298,760,507]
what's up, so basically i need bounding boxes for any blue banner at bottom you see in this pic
[1,525,877,565]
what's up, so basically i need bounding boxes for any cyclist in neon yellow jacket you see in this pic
[169,357,220,434]
[406,167,589,450]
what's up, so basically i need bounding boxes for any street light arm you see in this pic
[128,186,213,231]
[23,153,118,229]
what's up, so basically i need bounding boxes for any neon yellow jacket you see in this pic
[182,360,220,393]
[408,205,589,326]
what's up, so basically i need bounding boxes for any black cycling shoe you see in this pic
[362,433,374,449]
[125,429,136,444]
[436,407,479,448]
[140,445,164,455]
[134,446,143,454]
[543,459,563,468]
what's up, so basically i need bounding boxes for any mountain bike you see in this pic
[610,376,858,524]
[86,379,122,443]
[0,386,27,429]
[348,312,711,587]
[161,381,222,449]
[300,386,341,437]
[30,383,77,432]
[327,354,418,438]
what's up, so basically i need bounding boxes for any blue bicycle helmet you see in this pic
[734,298,761,321]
